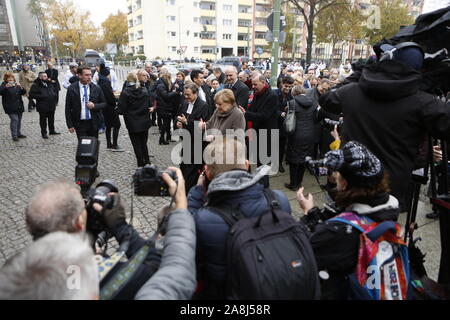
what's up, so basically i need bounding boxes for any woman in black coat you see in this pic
[98,65,122,151]
[156,73,178,145]
[172,72,185,136]
[285,86,317,190]
[117,73,152,168]
[0,72,27,141]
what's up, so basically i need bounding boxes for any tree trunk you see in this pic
[306,7,315,65]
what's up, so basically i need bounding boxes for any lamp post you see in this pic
[178,6,183,62]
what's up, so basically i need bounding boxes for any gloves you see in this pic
[102,194,126,230]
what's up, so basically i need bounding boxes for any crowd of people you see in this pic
[1,41,450,300]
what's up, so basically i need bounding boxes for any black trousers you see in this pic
[279,134,287,166]
[288,163,307,187]
[129,131,150,167]
[160,116,172,141]
[106,127,120,147]
[39,111,55,136]
[76,120,99,140]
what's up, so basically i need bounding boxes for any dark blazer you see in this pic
[29,79,58,113]
[179,98,210,135]
[98,75,121,128]
[0,82,26,114]
[45,68,61,91]
[199,84,215,117]
[65,81,106,130]
[117,83,151,133]
[156,79,178,117]
[227,80,250,110]
[244,87,278,130]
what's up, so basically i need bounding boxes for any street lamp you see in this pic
[178,6,183,62]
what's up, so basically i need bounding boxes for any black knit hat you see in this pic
[324,141,384,188]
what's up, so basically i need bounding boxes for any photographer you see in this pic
[319,45,450,211]
[297,141,401,299]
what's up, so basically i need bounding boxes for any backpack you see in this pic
[209,189,320,300]
[329,212,411,300]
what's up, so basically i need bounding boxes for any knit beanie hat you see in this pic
[324,141,384,188]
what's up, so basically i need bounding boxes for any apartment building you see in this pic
[127,0,276,60]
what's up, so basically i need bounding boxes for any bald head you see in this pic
[25,179,86,240]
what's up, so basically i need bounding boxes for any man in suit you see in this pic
[239,74,278,187]
[45,62,61,106]
[65,66,106,140]
[190,69,214,117]
[224,66,250,110]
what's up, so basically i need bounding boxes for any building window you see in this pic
[223,19,232,26]
[168,31,176,37]
[167,16,176,22]
[223,34,232,40]
[171,46,177,52]
[255,32,265,39]
[194,32,199,37]
[194,47,199,52]
[223,4,232,11]
[193,2,199,7]
[239,5,251,13]
[200,32,216,39]
[194,17,199,23]
[200,2,215,10]
[166,0,175,5]
[238,19,251,27]
[238,33,249,41]
[201,18,214,25]
[256,18,266,25]
[202,47,215,54]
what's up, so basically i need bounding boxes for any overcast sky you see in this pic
[423,0,450,13]
[72,0,127,27]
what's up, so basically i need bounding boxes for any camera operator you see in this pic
[297,141,401,299]
[319,45,450,211]
[24,168,196,300]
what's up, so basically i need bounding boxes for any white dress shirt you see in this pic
[198,86,206,103]
[79,83,91,120]
[187,99,196,115]
[63,70,76,89]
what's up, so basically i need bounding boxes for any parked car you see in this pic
[177,63,205,76]
[214,56,249,70]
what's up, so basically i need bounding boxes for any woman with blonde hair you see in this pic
[198,88,245,137]
[117,72,152,167]
[156,72,178,145]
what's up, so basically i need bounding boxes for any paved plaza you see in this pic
[0,69,444,281]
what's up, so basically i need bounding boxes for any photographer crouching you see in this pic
[19,167,196,300]
[297,141,402,300]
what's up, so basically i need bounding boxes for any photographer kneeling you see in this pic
[24,168,196,300]
[298,141,401,300]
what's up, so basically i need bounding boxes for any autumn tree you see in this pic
[101,11,129,54]
[364,0,414,45]
[286,0,347,64]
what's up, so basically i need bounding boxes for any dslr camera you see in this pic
[133,164,177,197]
[323,118,343,131]
[305,157,328,177]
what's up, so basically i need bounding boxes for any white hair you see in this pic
[224,66,238,74]
[0,232,98,300]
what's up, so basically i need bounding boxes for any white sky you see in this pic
[422,0,450,14]
[72,0,128,27]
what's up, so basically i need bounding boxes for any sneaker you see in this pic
[18,135,27,139]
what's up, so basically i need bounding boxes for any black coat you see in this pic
[179,98,210,136]
[244,87,278,131]
[226,80,250,110]
[0,82,26,114]
[45,68,61,91]
[156,79,178,117]
[199,84,215,118]
[98,75,120,128]
[276,88,293,136]
[319,60,450,210]
[65,82,106,130]
[117,83,151,133]
[286,95,317,164]
[172,79,185,115]
[29,79,58,113]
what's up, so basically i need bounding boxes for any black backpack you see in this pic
[209,189,320,300]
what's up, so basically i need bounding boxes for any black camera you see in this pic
[305,157,328,177]
[301,202,340,232]
[133,164,177,197]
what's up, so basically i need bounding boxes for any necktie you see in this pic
[84,85,91,120]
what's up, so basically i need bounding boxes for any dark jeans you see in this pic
[288,163,307,187]
[160,116,172,141]
[39,111,55,136]
[129,131,150,167]
[76,120,98,140]
[7,113,23,138]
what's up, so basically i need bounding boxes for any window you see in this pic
[129,33,135,41]
[355,39,364,44]
[255,32,265,39]
[193,2,199,7]
[238,33,249,41]
[128,20,133,28]
[223,4,232,11]
[194,47,199,52]
[194,17,199,23]
[135,15,142,25]
[167,16,176,22]
[239,5,251,13]
[166,0,175,5]
[256,18,266,26]
[238,19,251,27]
[201,17,214,25]
[200,32,216,39]
[194,32,199,37]
[223,19,232,26]
[171,46,177,52]
[200,2,215,10]
[202,47,215,54]
[168,31,176,37]
[223,34,232,40]
[138,45,144,54]
[137,31,143,39]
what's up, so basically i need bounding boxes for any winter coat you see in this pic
[156,79,178,118]
[307,193,400,299]
[172,79,185,115]
[117,83,151,133]
[244,87,278,131]
[98,75,120,128]
[226,80,250,110]
[45,68,61,91]
[286,95,317,164]
[319,59,450,210]
[276,88,293,137]
[188,166,291,297]
[18,70,36,95]
[29,79,58,113]
[134,209,197,300]
[205,105,246,135]
[0,82,26,114]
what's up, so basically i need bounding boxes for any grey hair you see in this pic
[252,74,267,83]
[184,83,199,95]
[224,66,238,74]
[25,179,85,240]
[0,232,98,300]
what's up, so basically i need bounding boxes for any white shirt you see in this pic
[79,83,91,120]
[198,86,206,103]
[92,69,119,92]
[187,99,196,115]
[63,70,76,89]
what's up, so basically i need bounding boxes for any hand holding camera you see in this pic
[297,187,315,214]
[92,193,126,230]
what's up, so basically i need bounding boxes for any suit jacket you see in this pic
[244,87,278,131]
[45,68,61,91]
[179,99,210,136]
[226,80,250,110]
[200,84,215,118]
[65,82,106,130]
